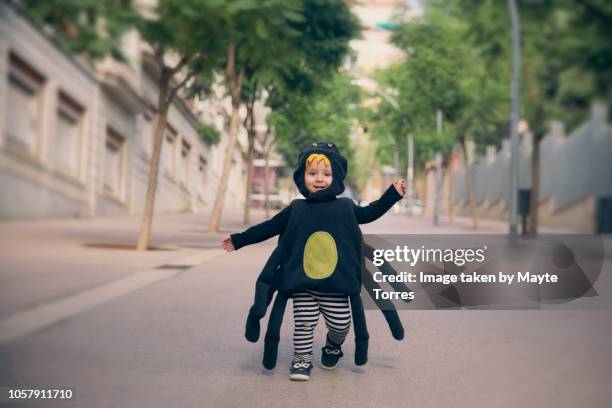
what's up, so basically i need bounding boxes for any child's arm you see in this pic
[354,180,405,224]
[224,204,292,251]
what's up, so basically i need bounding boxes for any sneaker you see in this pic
[321,345,343,370]
[289,360,313,381]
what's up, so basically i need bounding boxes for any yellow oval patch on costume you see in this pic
[303,231,338,280]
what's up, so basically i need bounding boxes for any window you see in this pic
[140,111,153,159]
[179,140,190,188]
[198,156,207,199]
[104,128,124,198]
[5,53,45,155]
[54,92,84,176]
[162,125,177,178]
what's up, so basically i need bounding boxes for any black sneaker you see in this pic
[321,345,343,370]
[289,360,313,381]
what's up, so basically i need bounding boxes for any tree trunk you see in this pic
[460,138,479,229]
[243,103,255,225]
[525,55,545,237]
[263,151,270,219]
[260,129,274,219]
[207,101,240,233]
[439,155,449,223]
[528,133,541,236]
[137,75,170,250]
[447,155,454,224]
[208,42,243,233]
[525,60,543,237]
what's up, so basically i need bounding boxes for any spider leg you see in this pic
[362,242,406,340]
[361,267,405,340]
[262,291,288,370]
[245,245,284,343]
[349,294,369,365]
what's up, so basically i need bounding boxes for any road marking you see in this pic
[0,249,225,346]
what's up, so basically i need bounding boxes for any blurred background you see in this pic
[0,0,610,236]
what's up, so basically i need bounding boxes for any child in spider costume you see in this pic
[223,141,406,381]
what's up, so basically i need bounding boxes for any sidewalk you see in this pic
[361,211,577,235]
[0,208,577,320]
[0,208,270,320]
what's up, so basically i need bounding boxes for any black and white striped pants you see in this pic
[292,290,351,356]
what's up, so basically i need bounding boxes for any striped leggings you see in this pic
[292,290,351,359]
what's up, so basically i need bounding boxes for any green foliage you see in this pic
[368,5,508,171]
[288,0,361,76]
[216,0,305,89]
[139,0,229,89]
[370,0,611,170]
[17,0,227,96]
[258,1,360,177]
[447,0,612,135]
[391,9,471,124]
[16,0,139,61]
[265,0,361,109]
[196,122,221,145]
[518,0,612,135]
[569,0,612,98]
[268,74,361,175]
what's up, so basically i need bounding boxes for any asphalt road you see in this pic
[0,214,610,407]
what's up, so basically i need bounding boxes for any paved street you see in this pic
[0,211,611,407]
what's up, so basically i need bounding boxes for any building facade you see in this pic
[0,4,247,220]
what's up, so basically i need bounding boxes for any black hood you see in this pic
[293,141,347,201]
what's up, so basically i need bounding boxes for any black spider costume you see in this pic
[230,142,405,369]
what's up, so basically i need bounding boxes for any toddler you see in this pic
[223,141,405,381]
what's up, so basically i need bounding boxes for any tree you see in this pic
[240,80,260,225]
[446,0,610,235]
[135,0,227,249]
[258,124,276,218]
[245,0,360,224]
[207,0,304,233]
[521,0,611,235]
[565,0,612,109]
[375,6,500,228]
[19,0,229,248]
[209,0,360,229]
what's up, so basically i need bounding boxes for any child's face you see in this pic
[305,159,333,193]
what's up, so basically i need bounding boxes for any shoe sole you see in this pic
[289,373,310,381]
[320,361,340,370]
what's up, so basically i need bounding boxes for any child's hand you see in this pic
[222,237,235,252]
[393,179,406,197]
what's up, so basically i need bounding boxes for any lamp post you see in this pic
[508,0,521,238]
